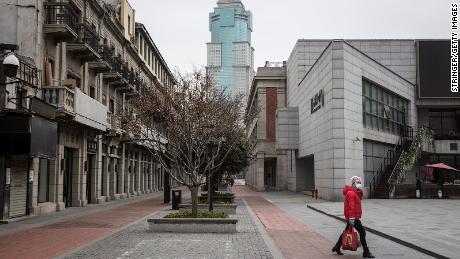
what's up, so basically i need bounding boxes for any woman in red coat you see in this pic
[332,176,375,258]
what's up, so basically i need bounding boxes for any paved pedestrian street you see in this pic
[306,198,460,259]
[0,185,450,259]
[61,198,274,259]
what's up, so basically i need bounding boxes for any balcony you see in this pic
[88,45,112,73]
[102,56,127,86]
[16,57,39,88]
[67,22,100,61]
[106,112,122,135]
[74,88,107,131]
[42,84,76,119]
[124,72,141,97]
[43,1,79,41]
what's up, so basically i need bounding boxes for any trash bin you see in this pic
[172,189,182,210]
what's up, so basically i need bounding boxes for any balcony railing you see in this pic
[42,85,75,116]
[98,45,113,60]
[67,21,100,60]
[107,112,121,131]
[77,22,99,52]
[44,1,79,34]
[16,58,39,88]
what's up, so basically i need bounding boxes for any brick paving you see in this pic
[0,195,167,259]
[62,199,273,259]
[234,186,339,259]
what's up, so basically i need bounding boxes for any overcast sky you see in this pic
[130,0,453,72]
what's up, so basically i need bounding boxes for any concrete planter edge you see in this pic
[147,218,238,233]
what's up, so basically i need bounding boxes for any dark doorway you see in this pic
[63,148,74,207]
[86,154,94,204]
[264,158,277,189]
[296,155,315,192]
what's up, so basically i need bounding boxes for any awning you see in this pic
[0,115,57,159]
[425,163,460,172]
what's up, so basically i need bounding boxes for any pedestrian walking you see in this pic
[230,175,235,187]
[332,176,375,258]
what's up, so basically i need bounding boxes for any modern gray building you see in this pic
[247,39,460,201]
[207,0,254,96]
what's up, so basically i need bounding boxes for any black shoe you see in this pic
[363,248,375,258]
[332,244,343,255]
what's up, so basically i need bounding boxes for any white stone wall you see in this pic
[288,42,334,198]
[287,40,417,200]
[347,40,416,84]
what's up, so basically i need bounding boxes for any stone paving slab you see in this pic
[0,194,167,259]
[307,199,460,259]
[61,199,274,259]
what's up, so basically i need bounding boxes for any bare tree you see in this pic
[119,69,250,217]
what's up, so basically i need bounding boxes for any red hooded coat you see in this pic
[343,185,363,220]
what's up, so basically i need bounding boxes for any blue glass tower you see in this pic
[207,0,254,95]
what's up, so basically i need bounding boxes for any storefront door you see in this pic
[63,148,73,207]
[86,154,94,204]
[9,156,28,218]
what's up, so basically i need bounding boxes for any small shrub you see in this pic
[165,210,227,219]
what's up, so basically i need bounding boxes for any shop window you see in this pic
[38,159,50,203]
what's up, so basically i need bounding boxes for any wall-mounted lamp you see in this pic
[353,137,361,143]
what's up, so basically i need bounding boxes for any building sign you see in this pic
[311,89,325,114]
[5,168,10,185]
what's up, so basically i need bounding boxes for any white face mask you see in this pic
[354,183,362,189]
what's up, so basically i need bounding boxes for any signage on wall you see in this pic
[5,168,11,185]
[311,89,325,114]
[29,170,34,182]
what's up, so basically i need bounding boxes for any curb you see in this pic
[306,205,449,259]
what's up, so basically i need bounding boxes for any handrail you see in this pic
[387,126,432,197]
[370,135,401,198]
[369,125,413,198]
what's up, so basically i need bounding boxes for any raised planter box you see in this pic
[198,194,235,204]
[178,204,237,214]
[148,218,238,233]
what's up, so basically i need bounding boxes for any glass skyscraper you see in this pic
[207,0,254,96]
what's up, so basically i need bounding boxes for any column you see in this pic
[97,135,106,203]
[139,155,145,194]
[31,157,40,215]
[118,144,126,198]
[50,144,65,211]
[149,161,153,192]
[73,145,84,207]
[255,153,265,191]
[100,151,109,202]
[136,152,141,195]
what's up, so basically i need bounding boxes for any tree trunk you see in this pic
[190,185,198,218]
[208,174,214,211]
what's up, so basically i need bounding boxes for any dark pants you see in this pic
[336,219,368,249]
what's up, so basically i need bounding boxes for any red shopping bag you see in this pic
[341,226,359,251]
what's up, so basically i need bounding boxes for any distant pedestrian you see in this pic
[230,176,235,187]
[332,176,375,258]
